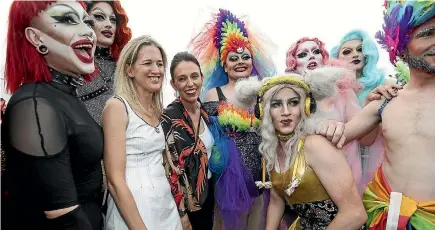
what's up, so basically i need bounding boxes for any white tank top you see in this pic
[199,118,214,179]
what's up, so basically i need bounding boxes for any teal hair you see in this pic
[330,30,385,105]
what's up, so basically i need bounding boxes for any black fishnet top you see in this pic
[1,69,104,229]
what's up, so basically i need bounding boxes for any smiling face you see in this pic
[295,41,323,73]
[269,87,302,135]
[26,1,97,76]
[89,2,116,48]
[405,17,435,74]
[338,39,365,72]
[127,45,165,93]
[171,61,203,104]
[224,48,254,80]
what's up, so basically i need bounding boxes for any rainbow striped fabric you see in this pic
[363,167,435,229]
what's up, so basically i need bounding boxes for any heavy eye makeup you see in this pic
[241,54,251,60]
[414,26,435,38]
[341,48,352,55]
[51,12,80,25]
[229,53,251,62]
[91,10,117,25]
[49,5,94,27]
[297,51,307,58]
[270,97,300,108]
[229,55,239,62]
[83,17,95,27]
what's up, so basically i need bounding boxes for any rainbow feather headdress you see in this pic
[188,9,277,98]
[376,0,435,65]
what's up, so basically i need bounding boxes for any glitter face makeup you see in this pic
[406,19,435,74]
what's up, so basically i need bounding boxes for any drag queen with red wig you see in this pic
[77,0,132,125]
[1,1,104,229]
[78,0,132,214]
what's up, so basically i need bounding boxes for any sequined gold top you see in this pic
[271,137,338,230]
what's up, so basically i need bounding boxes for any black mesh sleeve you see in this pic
[5,97,92,229]
[8,97,67,157]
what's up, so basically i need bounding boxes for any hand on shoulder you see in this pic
[366,83,403,104]
[315,120,346,148]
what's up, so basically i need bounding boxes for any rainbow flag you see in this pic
[363,167,435,229]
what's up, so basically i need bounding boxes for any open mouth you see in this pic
[149,76,160,83]
[101,30,113,38]
[307,62,318,70]
[234,66,248,72]
[184,89,197,96]
[280,119,292,125]
[351,59,361,65]
[71,40,94,64]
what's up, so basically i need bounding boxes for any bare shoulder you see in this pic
[204,88,219,102]
[304,135,337,157]
[102,98,128,125]
[304,135,344,166]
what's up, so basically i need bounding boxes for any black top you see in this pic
[76,46,116,125]
[1,69,104,230]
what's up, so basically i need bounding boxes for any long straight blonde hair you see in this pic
[114,35,167,117]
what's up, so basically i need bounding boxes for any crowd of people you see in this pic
[1,0,434,230]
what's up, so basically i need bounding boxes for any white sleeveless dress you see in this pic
[105,96,182,230]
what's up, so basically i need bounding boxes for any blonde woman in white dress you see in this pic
[102,35,182,230]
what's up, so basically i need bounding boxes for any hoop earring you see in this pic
[37,44,48,55]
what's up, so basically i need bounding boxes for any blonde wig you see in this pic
[234,66,349,172]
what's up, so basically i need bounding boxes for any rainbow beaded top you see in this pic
[217,102,260,136]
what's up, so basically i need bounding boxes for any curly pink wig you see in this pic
[285,37,329,73]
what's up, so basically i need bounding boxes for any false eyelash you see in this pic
[92,14,105,20]
[52,15,78,24]
[84,19,95,27]
[415,26,435,38]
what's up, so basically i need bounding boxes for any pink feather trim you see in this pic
[326,59,363,93]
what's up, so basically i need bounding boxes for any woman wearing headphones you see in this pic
[234,67,367,229]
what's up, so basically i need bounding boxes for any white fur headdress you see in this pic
[234,66,349,133]
[235,66,349,109]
